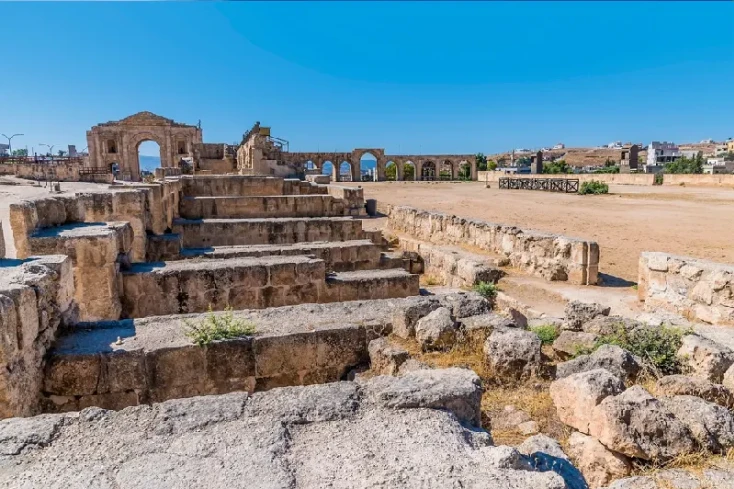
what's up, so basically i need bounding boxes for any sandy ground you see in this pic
[0,177,114,258]
[360,181,734,283]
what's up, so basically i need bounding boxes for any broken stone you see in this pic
[549,368,625,434]
[661,395,734,453]
[567,431,631,489]
[518,420,539,435]
[367,338,409,376]
[655,374,734,408]
[556,344,640,383]
[414,307,456,351]
[552,331,599,360]
[589,386,696,461]
[677,334,734,383]
[562,300,611,331]
[484,326,543,380]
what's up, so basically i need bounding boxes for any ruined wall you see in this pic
[326,184,366,216]
[13,162,83,182]
[0,255,74,418]
[154,167,182,179]
[198,159,236,174]
[382,205,599,285]
[638,252,734,325]
[182,175,286,197]
[477,171,656,186]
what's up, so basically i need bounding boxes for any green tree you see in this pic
[11,149,28,156]
[486,160,498,171]
[664,152,703,174]
[57,150,67,157]
[458,164,471,180]
[385,164,397,180]
[476,153,488,171]
[542,159,571,174]
[723,152,734,162]
[403,164,415,180]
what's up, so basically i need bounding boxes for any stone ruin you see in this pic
[6,172,734,487]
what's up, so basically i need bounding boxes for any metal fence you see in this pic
[498,177,579,193]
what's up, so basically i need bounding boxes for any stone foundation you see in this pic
[0,256,74,418]
[382,204,599,285]
[638,252,734,325]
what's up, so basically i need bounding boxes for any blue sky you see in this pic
[2,1,732,156]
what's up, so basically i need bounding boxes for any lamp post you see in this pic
[39,143,55,159]
[1,133,23,154]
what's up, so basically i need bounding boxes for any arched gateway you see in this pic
[86,111,202,181]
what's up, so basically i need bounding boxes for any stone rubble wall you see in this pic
[0,255,74,418]
[154,167,182,179]
[382,204,599,285]
[638,252,734,325]
[182,175,290,197]
[661,174,734,187]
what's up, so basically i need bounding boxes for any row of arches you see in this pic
[302,153,474,182]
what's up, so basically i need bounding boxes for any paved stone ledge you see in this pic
[324,269,420,302]
[638,252,734,325]
[0,369,568,488]
[180,239,383,272]
[171,216,364,248]
[382,204,599,285]
[398,236,506,287]
[179,195,347,219]
[181,175,329,198]
[40,293,486,413]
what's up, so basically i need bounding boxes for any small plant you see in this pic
[578,180,609,195]
[473,281,498,300]
[422,275,441,286]
[530,324,559,345]
[583,324,691,376]
[654,173,664,185]
[184,305,256,346]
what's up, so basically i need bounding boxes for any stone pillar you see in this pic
[531,151,543,174]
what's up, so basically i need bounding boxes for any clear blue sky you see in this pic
[2,1,733,156]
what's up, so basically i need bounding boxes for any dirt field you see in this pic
[362,181,734,282]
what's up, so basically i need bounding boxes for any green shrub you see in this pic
[578,180,609,195]
[586,324,691,376]
[530,324,559,345]
[473,281,498,300]
[184,306,256,346]
[654,173,664,185]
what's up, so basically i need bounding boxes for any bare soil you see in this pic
[362,181,734,282]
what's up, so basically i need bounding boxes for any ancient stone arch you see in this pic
[86,111,202,181]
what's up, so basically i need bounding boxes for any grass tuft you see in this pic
[530,324,560,345]
[184,305,256,346]
[473,281,499,300]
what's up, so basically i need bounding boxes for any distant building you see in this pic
[552,143,565,150]
[0,144,8,156]
[700,138,714,144]
[607,141,623,149]
[68,145,78,157]
[704,157,734,174]
[620,145,639,173]
[680,149,700,159]
[646,141,681,169]
[727,138,734,153]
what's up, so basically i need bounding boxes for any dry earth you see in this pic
[362,181,734,283]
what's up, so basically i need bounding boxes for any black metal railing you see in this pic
[499,177,579,193]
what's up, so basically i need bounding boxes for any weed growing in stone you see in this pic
[530,324,560,345]
[184,306,256,346]
[580,324,691,376]
[473,281,498,300]
[579,180,609,195]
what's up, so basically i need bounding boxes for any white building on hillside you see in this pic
[646,141,681,168]
[553,143,565,150]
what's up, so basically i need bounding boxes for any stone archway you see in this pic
[86,111,202,181]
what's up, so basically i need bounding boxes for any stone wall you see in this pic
[198,159,235,174]
[13,162,83,182]
[179,195,347,219]
[477,171,656,186]
[382,204,599,285]
[661,174,734,187]
[182,175,287,197]
[0,255,74,418]
[154,167,182,179]
[327,184,366,216]
[638,252,734,325]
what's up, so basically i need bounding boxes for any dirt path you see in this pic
[361,181,734,282]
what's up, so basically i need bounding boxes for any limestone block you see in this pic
[44,354,101,396]
[567,431,631,488]
[368,338,409,376]
[677,334,734,383]
[550,368,624,434]
[484,326,542,380]
[655,374,734,408]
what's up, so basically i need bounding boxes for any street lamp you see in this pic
[39,143,55,158]
[1,133,23,154]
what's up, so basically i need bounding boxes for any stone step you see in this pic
[182,175,328,198]
[323,269,420,302]
[121,254,419,318]
[180,239,383,272]
[40,292,487,413]
[179,195,347,219]
[171,217,365,248]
